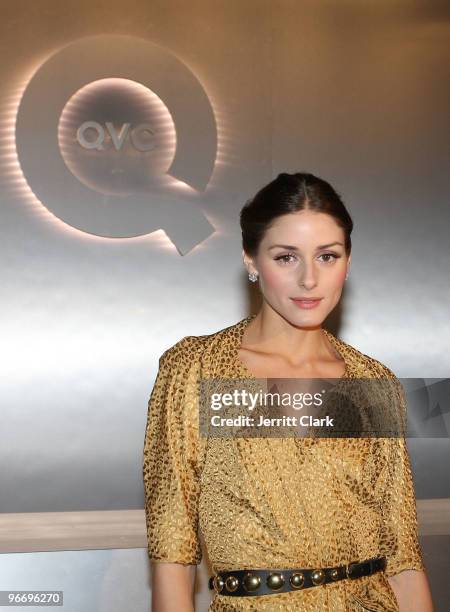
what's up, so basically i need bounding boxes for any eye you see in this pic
[274,253,297,264]
[318,253,340,263]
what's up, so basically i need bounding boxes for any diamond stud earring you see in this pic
[248,272,259,282]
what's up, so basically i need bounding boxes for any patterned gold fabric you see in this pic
[143,314,425,611]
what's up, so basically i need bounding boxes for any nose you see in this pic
[297,261,318,289]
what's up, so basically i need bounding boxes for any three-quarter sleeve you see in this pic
[379,379,426,577]
[142,339,203,565]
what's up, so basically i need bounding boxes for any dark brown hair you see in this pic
[240,172,353,257]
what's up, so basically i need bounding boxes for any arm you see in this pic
[151,562,196,612]
[387,569,434,612]
[379,380,434,610]
[143,341,203,610]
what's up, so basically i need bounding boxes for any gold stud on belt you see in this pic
[212,575,224,593]
[266,572,285,590]
[289,572,305,589]
[225,575,239,592]
[345,561,358,579]
[243,573,261,592]
[330,568,340,581]
[311,568,326,585]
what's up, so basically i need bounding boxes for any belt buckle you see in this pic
[345,560,359,579]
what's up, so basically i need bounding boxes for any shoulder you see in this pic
[326,329,398,380]
[159,317,243,368]
[158,335,205,370]
[333,333,406,422]
[160,325,235,362]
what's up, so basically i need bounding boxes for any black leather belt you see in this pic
[208,556,386,597]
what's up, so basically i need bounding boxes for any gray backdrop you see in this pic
[0,1,448,610]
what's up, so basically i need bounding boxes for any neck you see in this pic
[242,308,339,367]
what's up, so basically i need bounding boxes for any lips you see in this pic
[291,297,323,309]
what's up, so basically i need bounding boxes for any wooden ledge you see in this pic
[0,500,449,553]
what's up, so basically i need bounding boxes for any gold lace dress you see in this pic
[143,315,425,611]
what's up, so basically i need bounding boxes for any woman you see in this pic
[143,172,434,611]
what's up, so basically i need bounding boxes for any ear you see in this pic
[242,249,251,268]
[242,250,257,274]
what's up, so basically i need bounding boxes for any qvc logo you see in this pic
[77,121,155,151]
[15,34,217,251]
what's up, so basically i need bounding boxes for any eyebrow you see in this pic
[268,242,344,250]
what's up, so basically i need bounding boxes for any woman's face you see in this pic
[244,210,351,328]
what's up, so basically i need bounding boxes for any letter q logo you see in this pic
[15,35,217,254]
